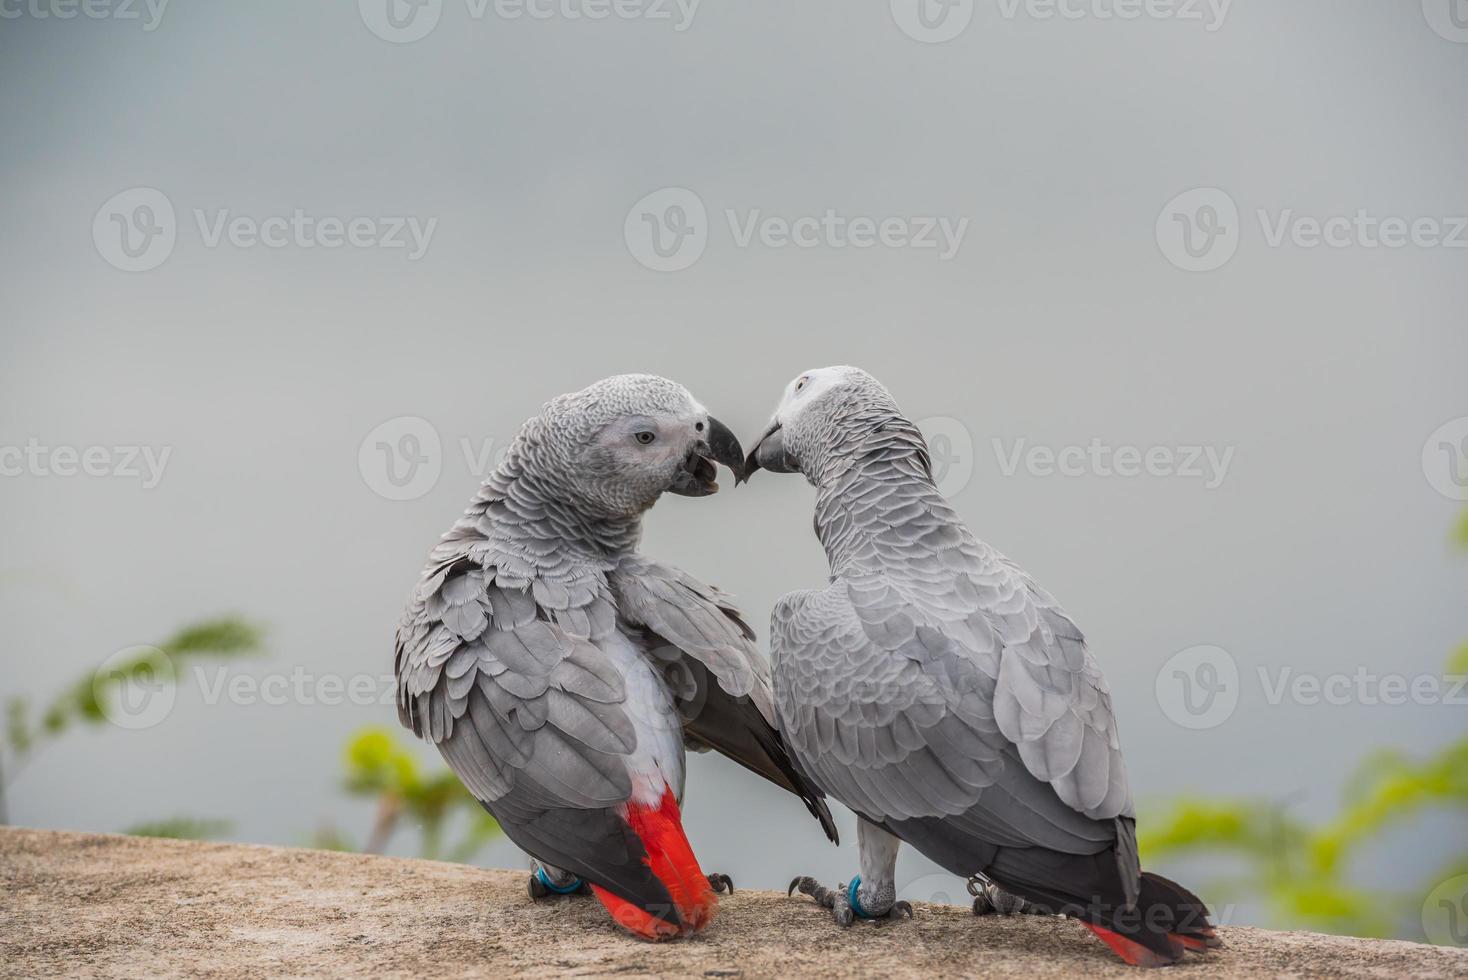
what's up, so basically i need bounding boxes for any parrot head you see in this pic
[528,373,746,518]
[741,365,903,485]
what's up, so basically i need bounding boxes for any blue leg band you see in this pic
[847,875,878,919]
[536,866,583,895]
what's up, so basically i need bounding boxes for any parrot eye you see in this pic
[633,431,656,445]
[795,376,810,392]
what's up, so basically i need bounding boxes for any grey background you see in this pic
[2,1,1465,927]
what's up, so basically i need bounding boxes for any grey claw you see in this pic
[527,874,550,900]
[890,901,913,920]
[708,873,734,895]
[833,903,855,927]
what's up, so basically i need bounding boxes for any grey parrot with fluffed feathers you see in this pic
[394,374,835,941]
[744,366,1216,967]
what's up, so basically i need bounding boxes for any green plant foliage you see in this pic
[124,817,234,840]
[4,616,264,758]
[1,616,264,826]
[340,726,500,861]
[1141,510,1468,943]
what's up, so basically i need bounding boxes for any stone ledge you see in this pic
[3,827,1465,978]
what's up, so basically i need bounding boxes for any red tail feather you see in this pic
[592,786,716,941]
[1081,922,1177,969]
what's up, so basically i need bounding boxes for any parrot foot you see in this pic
[789,875,851,927]
[527,867,590,901]
[707,872,735,895]
[969,878,1044,916]
[789,876,910,928]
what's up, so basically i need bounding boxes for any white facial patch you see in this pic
[776,366,855,425]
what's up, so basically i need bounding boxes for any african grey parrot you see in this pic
[395,374,836,941]
[743,366,1216,967]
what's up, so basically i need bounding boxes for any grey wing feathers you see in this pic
[610,556,763,709]
[772,535,1132,857]
[612,557,838,843]
[396,557,636,808]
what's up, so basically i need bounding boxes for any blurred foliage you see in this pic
[124,817,234,840]
[0,616,263,825]
[321,726,500,863]
[3,616,263,760]
[1141,510,1468,943]
[1,613,498,863]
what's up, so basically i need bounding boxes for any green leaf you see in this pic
[124,817,232,840]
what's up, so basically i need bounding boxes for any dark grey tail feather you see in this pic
[987,865,1216,964]
[675,656,839,844]
[485,796,683,930]
[1138,871,1220,945]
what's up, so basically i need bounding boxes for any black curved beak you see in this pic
[669,416,746,496]
[739,420,798,484]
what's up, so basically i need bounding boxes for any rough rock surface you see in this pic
[3,827,1465,978]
